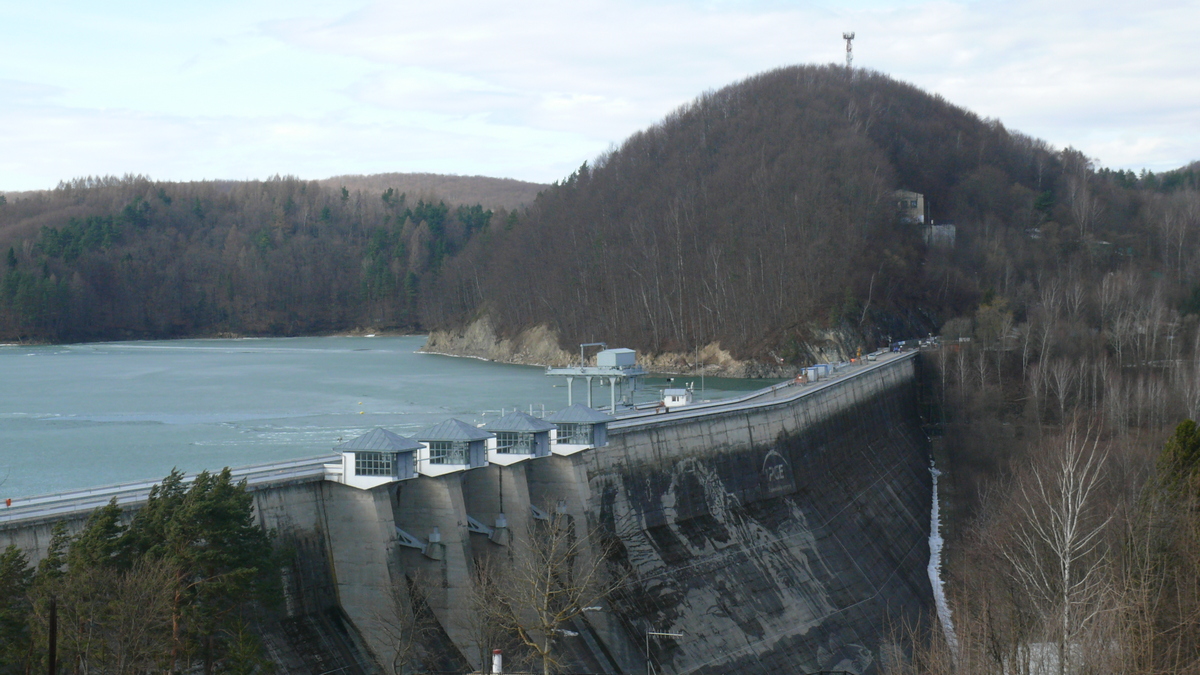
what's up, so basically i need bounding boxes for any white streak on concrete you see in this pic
[928,460,958,654]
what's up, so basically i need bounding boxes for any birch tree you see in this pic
[1002,426,1113,675]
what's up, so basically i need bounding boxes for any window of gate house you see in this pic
[496,431,534,454]
[429,440,468,464]
[556,423,589,445]
[355,451,393,476]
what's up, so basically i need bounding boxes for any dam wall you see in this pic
[0,353,931,675]
[377,353,931,674]
[587,353,931,674]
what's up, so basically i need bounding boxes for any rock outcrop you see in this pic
[422,317,862,378]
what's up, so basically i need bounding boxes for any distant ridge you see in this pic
[2,172,547,211]
[318,172,545,210]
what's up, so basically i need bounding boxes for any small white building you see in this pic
[415,419,493,477]
[483,411,554,465]
[327,427,421,490]
[545,404,615,455]
[662,387,694,409]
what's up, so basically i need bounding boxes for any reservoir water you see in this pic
[0,336,774,499]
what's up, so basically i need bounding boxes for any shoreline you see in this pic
[416,348,510,363]
[421,318,813,379]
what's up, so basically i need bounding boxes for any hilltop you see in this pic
[420,65,1196,370]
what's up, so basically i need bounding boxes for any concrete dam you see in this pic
[0,351,933,674]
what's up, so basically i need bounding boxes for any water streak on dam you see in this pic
[0,351,932,674]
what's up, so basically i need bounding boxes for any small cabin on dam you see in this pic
[545,404,615,455]
[483,411,554,465]
[329,427,420,490]
[662,387,694,409]
[415,418,493,477]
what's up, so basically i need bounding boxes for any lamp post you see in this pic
[645,629,683,675]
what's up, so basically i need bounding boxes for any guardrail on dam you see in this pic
[0,351,932,675]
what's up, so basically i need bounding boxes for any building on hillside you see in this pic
[327,427,420,490]
[924,223,956,248]
[545,404,615,455]
[894,190,926,224]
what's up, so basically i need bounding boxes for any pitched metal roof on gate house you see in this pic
[544,404,616,424]
[416,418,495,442]
[482,411,556,433]
[336,427,423,452]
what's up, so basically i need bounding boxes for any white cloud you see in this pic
[1,0,1197,191]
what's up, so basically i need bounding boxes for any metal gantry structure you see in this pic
[545,344,648,412]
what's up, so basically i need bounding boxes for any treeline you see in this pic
[0,175,508,341]
[0,469,277,673]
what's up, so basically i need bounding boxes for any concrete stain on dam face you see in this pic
[598,380,932,675]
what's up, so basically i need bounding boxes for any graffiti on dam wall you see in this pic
[598,384,932,675]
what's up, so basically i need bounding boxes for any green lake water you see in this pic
[0,336,776,499]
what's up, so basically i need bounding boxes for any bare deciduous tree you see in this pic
[491,512,624,675]
[1047,359,1079,424]
[30,558,174,674]
[1001,426,1113,675]
[375,571,441,675]
[458,553,513,674]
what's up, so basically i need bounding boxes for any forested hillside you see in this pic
[0,175,519,341]
[428,65,1199,363]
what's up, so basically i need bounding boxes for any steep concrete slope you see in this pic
[589,359,932,674]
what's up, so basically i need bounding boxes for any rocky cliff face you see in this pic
[422,318,576,366]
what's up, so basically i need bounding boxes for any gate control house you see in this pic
[482,411,554,465]
[415,419,493,477]
[328,427,420,490]
[545,404,615,455]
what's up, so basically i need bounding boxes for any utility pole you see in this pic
[843,31,855,68]
[48,594,57,675]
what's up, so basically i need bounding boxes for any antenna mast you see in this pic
[843,31,855,69]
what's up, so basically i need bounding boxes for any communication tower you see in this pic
[843,31,855,68]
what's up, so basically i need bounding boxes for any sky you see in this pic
[1,0,1196,191]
